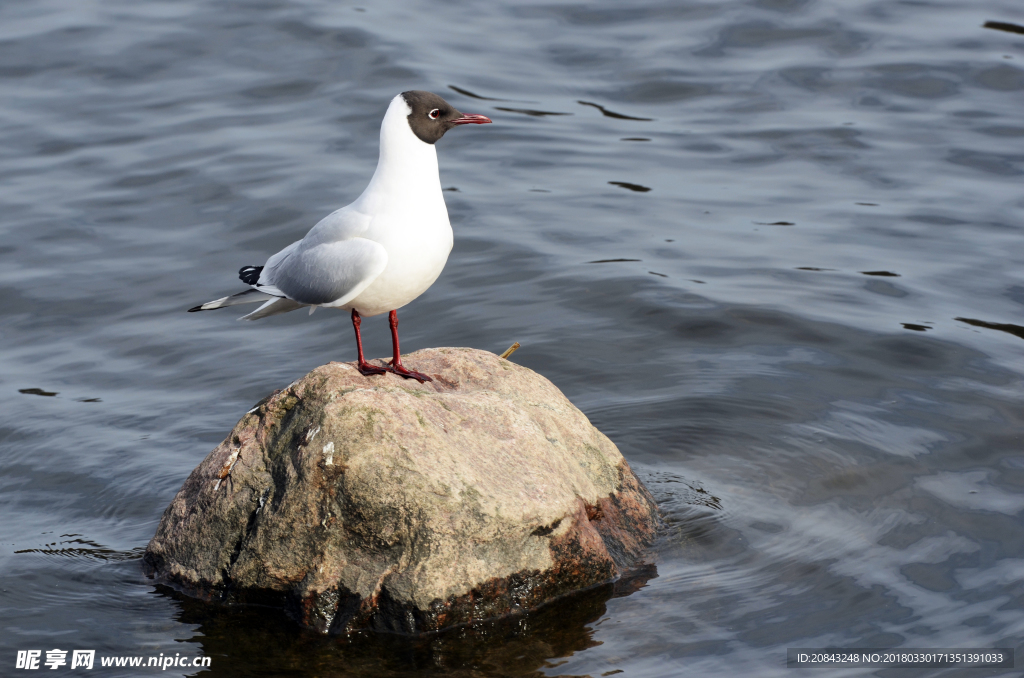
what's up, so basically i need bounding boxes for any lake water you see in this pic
[2,0,1023,676]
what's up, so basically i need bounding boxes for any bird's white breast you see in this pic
[335,95,454,317]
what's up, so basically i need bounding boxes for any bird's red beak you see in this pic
[451,113,492,125]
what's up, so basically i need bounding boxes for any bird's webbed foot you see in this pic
[386,361,433,383]
[357,361,388,377]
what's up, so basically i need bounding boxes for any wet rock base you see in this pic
[144,347,659,634]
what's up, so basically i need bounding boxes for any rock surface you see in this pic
[144,347,659,634]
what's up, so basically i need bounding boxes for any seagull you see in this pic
[189,91,491,383]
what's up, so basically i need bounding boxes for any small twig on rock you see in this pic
[500,342,521,360]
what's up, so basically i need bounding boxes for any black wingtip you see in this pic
[188,305,203,312]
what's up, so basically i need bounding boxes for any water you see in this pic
[2,0,1023,675]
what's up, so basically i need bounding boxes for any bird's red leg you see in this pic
[385,310,432,383]
[351,309,386,376]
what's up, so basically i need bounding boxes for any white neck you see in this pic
[354,95,441,213]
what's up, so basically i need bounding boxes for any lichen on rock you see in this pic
[144,347,659,634]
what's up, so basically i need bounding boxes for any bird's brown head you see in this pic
[401,90,491,144]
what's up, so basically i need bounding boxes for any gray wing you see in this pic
[261,237,388,306]
[238,207,384,320]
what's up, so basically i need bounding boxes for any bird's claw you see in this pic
[357,361,388,377]
[385,362,433,383]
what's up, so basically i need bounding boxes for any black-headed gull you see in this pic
[190,91,490,383]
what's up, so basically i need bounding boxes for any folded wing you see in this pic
[194,207,385,321]
[240,235,388,320]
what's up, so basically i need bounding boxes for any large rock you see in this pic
[144,347,659,634]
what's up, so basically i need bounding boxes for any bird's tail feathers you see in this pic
[239,297,306,321]
[188,288,275,312]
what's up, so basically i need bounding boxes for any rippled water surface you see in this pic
[3,0,1024,676]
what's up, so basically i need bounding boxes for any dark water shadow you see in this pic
[447,85,537,103]
[983,21,1024,36]
[155,570,657,678]
[955,317,1024,341]
[19,387,59,396]
[493,107,571,117]
[577,101,653,121]
[608,181,651,192]
[448,85,509,101]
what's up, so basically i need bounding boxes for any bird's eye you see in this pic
[429,109,441,120]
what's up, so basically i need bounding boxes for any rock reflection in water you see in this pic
[157,566,657,678]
